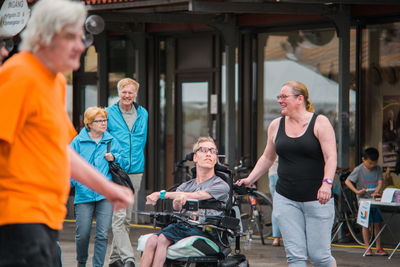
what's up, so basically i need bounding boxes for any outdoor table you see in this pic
[360,199,400,259]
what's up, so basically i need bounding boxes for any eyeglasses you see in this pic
[197,147,218,155]
[92,119,108,124]
[120,90,136,95]
[276,94,299,100]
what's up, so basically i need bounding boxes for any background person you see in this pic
[141,136,229,267]
[71,107,129,267]
[268,158,281,247]
[345,147,387,256]
[237,81,337,267]
[0,1,133,266]
[107,78,148,267]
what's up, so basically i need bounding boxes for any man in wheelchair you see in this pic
[140,136,230,267]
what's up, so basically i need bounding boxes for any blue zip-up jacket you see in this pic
[70,127,128,204]
[106,102,148,174]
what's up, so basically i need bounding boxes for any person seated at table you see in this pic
[345,147,388,256]
[140,136,229,267]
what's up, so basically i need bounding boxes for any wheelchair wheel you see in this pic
[237,190,272,245]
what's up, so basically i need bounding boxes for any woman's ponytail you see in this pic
[306,99,315,112]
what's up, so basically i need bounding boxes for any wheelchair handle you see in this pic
[233,184,256,195]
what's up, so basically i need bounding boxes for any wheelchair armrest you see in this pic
[198,199,226,211]
[183,199,199,211]
[150,212,177,227]
[204,215,240,231]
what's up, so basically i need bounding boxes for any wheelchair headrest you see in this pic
[190,164,232,186]
[184,152,230,173]
[185,151,233,213]
[185,152,194,161]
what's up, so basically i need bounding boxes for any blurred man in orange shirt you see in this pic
[0,1,133,266]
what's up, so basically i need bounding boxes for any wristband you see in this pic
[322,178,333,185]
[160,190,166,200]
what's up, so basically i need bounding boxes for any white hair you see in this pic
[19,0,86,53]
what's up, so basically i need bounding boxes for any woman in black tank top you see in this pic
[236,81,337,267]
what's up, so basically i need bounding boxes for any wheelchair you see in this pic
[137,154,249,267]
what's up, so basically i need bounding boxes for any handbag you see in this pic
[107,142,135,194]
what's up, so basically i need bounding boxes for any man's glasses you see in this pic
[92,119,108,124]
[0,39,14,52]
[197,147,218,155]
[276,94,299,100]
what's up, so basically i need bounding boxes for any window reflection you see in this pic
[362,22,400,172]
[84,85,97,110]
[84,46,97,72]
[108,39,136,106]
[182,82,208,157]
[65,72,73,120]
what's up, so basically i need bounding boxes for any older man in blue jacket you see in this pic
[107,78,148,267]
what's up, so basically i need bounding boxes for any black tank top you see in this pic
[275,113,325,202]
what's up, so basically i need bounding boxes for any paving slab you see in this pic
[59,222,400,267]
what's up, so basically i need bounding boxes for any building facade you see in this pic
[5,0,400,195]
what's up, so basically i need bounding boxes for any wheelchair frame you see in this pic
[139,157,249,267]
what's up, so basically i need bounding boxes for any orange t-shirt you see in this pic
[0,52,76,230]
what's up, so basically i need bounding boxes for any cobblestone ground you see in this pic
[59,222,400,267]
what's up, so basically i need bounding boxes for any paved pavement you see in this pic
[59,221,400,267]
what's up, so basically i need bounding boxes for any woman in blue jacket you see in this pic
[71,107,128,267]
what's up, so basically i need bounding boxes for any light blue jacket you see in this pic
[106,102,148,174]
[70,127,128,204]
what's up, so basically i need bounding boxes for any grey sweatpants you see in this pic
[273,192,336,267]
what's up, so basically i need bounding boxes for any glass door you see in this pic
[176,75,212,175]
[182,81,209,156]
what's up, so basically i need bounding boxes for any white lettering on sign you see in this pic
[0,0,30,38]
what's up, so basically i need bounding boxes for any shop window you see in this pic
[362,22,400,173]
[84,45,97,72]
[65,71,73,120]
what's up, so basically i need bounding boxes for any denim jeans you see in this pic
[269,173,281,238]
[273,192,335,267]
[0,224,58,267]
[75,199,113,267]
